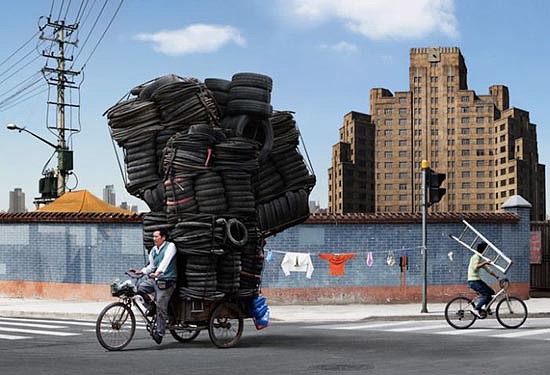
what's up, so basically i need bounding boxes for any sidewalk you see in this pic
[1,297,549,322]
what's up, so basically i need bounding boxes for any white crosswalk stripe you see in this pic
[304,319,550,341]
[0,326,79,336]
[0,333,28,340]
[0,317,88,341]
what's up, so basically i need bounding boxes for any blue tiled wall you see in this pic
[0,206,530,289]
[0,223,144,284]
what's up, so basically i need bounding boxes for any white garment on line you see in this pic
[280,252,314,279]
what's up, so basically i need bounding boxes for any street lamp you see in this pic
[6,123,59,150]
[6,123,73,206]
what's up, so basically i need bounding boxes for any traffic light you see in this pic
[427,168,446,206]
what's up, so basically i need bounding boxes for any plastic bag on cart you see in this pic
[248,295,270,330]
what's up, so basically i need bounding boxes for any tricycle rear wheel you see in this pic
[208,302,243,348]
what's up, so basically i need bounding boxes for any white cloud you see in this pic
[288,0,458,40]
[320,41,358,53]
[134,24,246,56]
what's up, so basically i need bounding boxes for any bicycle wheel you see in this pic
[208,302,243,348]
[96,302,136,351]
[445,296,477,329]
[496,296,528,329]
[170,325,201,342]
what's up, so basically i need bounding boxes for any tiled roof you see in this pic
[305,212,520,224]
[0,211,143,224]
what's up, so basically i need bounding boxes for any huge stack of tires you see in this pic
[106,73,315,300]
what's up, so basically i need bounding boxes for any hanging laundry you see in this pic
[399,255,409,272]
[265,249,274,262]
[386,251,396,266]
[280,252,314,279]
[366,251,374,267]
[318,253,356,276]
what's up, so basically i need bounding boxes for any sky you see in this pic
[1,0,550,213]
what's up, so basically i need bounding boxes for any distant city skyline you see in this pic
[8,188,26,213]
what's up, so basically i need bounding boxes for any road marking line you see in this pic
[492,328,550,338]
[0,327,79,336]
[0,322,67,329]
[436,329,493,335]
[327,321,416,330]
[0,333,29,340]
[0,317,95,326]
[385,324,447,332]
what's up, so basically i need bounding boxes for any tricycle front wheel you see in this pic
[96,302,136,351]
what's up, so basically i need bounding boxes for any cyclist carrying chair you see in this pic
[468,242,499,318]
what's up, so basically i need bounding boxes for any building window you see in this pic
[447,107,455,114]
[399,129,407,136]
[447,86,455,94]
[430,97,438,104]
[384,108,393,115]
[384,130,392,136]
[447,76,455,82]
[384,140,393,146]
[476,117,484,124]
[414,87,421,94]
[476,138,484,145]
[398,140,407,146]
[461,128,470,134]
[475,106,484,113]
[462,171,471,178]
[399,108,407,115]
[385,119,393,126]
[399,119,406,125]
[399,97,407,104]
[414,76,422,83]
[447,96,455,103]
[461,139,470,145]
[448,117,455,124]
[384,184,393,190]
[430,87,438,94]
[399,151,407,157]
[476,127,484,134]
[461,96,470,102]
[384,173,393,179]
[462,182,471,189]
[476,149,485,156]
[462,204,471,211]
[399,184,407,190]
[476,161,485,167]
[462,160,471,167]
[431,108,438,114]
[476,182,485,188]
[384,162,393,168]
[461,106,470,113]
[461,117,470,124]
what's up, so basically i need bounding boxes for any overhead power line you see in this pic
[0,31,40,69]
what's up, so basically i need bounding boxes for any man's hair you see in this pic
[477,242,488,253]
[156,228,169,239]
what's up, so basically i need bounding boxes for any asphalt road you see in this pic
[1,316,550,375]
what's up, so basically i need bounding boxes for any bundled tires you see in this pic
[106,72,315,299]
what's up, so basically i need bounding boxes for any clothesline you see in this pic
[267,245,423,256]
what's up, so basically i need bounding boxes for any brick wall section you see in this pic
[0,205,530,303]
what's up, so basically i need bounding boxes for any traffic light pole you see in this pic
[421,160,428,313]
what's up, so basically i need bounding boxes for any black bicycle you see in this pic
[444,278,528,329]
[96,272,244,350]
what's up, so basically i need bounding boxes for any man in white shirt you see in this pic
[131,228,177,344]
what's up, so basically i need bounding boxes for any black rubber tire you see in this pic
[226,218,248,247]
[205,78,231,92]
[495,296,528,329]
[231,73,273,91]
[226,99,272,117]
[208,302,244,348]
[96,302,136,351]
[229,86,271,102]
[170,326,201,342]
[444,297,476,329]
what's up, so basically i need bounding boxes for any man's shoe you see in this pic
[152,332,163,345]
[470,308,482,318]
[146,306,156,317]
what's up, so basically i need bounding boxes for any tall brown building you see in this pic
[329,47,546,220]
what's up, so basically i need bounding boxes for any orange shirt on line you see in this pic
[318,253,356,276]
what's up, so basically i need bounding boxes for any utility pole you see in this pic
[421,160,428,313]
[39,17,79,200]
